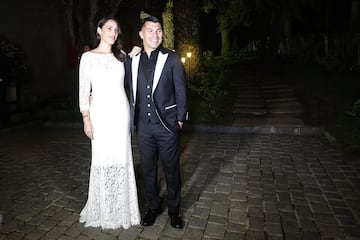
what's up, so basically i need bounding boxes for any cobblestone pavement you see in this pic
[1,126,360,240]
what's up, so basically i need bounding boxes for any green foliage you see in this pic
[162,0,174,50]
[188,51,229,121]
[345,99,360,117]
[0,35,28,85]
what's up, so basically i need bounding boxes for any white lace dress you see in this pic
[78,51,140,229]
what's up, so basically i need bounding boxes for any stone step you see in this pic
[267,101,302,108]
[263,92,296,98]
[262,88,294,94]
[234,102,266,108]
[262,84,290,89]
[233,108,268,115]
[267,107,303,115]
[232,117,304,127]
[265,97,299,103]
[236,93,263,100]
[236,90,262,95]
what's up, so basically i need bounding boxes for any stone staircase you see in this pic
[231,71,304,127]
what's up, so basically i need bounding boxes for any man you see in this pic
[125,16,188,229]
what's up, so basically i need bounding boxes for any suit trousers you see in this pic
[136,121,181,214]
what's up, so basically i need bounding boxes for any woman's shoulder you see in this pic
[79,51,92,61]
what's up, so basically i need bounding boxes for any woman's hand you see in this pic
[128,46,141,58]
[83,117,94,140]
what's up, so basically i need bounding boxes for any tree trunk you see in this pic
[174,0,201,80]
[352,0,360,31]
[220,28,231,56]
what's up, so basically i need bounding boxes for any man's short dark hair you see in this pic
[141,15,162,29]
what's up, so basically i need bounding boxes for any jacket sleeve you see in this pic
[78,53,91,113]
[172,52,188,122]
[124,56,131,92]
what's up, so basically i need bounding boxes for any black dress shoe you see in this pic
[141,208,162,226]
[169,214,183,229]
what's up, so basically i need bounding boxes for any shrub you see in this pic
[188,51,228,122]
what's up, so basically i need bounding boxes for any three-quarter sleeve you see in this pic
[79,54,91,112]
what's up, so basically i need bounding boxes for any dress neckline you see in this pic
[89,51,113,55]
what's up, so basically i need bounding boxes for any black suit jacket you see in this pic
[125,47,188,132]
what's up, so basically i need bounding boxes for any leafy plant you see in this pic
[188,51,228,121]
[0,35,28,85]
[345,98,360,117]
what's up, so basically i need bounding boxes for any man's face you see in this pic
[139,21,163,52]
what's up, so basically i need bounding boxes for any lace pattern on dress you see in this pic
[79,53,91,112]
[79,164,141,229]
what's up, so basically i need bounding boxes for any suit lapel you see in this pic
[152,51,168,94]
[131,53,141,104]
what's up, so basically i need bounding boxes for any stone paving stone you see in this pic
[37,219,58,231]
[248,206,263,217]
[248,216,264,231]
[0,219,23,234]
[81,226,102,238]
[187,216,207,229]
[41,205,63,217]
[161,225,185,239]
[318,224,345,239]
[280,218,300,234]
[181,223,204,239]
[224,230,245,240]
[58,213,79,227]
[301,231,321,240]
[4,232,25,240]
[192,206,210,219]
[139,224,163,239]
[263,202,279,213]
[91,232,117,240]
[208,215,227,225]
[117,227,141,240]
[344,225,360,239]
[246,230,265,240]
[210,202,228,217]
[314,213,339,225]
[23,229,47,240]
[227,222,246,232]
[58,235,78,240]
[14,223,35,234]
[195,198,213,208]
[267,234,283,240]
[204,222,226,239]
[298,217,318,232]
[45,225,68,238]
[264,213,281,224]
[283,232,302,240]
[332,207,354,216]
[265,222,283,235]
[64,222,85,238]
[230,191,247,201]
[227,210,245,224]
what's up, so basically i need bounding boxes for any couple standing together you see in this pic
[78,15,188,229]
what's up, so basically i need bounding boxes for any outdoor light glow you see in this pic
[181,57,186,63]
[186,52,192,58]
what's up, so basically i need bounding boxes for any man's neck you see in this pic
[144,47,157,58]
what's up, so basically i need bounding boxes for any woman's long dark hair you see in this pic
[96,17,126,62]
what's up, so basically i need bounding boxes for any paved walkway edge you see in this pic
[1,120,330,137]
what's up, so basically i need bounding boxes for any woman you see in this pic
[78,17,140,229]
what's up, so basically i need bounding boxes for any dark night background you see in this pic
[0,0,359,132]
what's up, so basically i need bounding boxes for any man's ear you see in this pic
[139,31,143,40]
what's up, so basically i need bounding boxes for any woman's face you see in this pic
[98,19,119,46]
